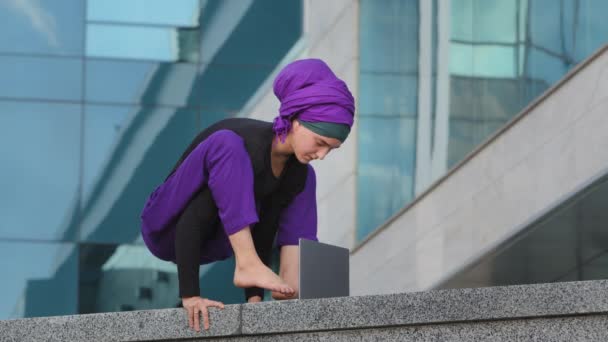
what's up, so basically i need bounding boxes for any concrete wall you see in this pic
[350,46,608,296]
[3,280,608,341]
[242,0,359,250]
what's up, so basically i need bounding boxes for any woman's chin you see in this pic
[297,155,311,164]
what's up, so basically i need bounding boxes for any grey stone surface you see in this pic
[0,306,241,342]
[211,314,608,341]
[2,280,608,341]
[242,279,608,334]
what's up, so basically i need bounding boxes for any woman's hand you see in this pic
[271,290,298,300]
[181,296,225,332]
[247,295,263,303]
[272,245,299,301]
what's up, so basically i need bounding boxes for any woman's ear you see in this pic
[292,119,300,130]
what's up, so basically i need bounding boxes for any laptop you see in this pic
[298,238,350,299]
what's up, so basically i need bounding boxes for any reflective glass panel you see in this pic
[0,56,82,101]
[87,0,200,27]
[358,73,417,117]
[556,251,608,282]
[572,252,608,281]
[357,0,419,242]
[529,0,566,53]
[78,244,258,314]
[81,105,199,244]
[0,241,77,319]
[357,117,417,241]
[360,0,418,73]
[451,0,473,41]
[573,0,608,61]
[200,109,231,129]
[193,64,274,108]
[527,48,571,86]
[86,59,199,106]
[79,244,180,313]
[450,44,516,78]
[86,24,199,62]
[447,76,527,168]
[199,0,302,65]
[472,0,517,43]
[199,257,247,304]
[0,101,80,241]
[0,0,84,56]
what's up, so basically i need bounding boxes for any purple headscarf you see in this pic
[272,59,355,143]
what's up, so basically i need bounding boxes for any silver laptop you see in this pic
[298,238,349,299]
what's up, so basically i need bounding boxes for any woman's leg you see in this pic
[175,188,222,298]
[243,211,280,301]
[176,187,294,299]
[229,227,294,297]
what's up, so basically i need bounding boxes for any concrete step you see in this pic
[2,280,608,341]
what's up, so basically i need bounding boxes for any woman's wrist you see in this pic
[247,295,263,303]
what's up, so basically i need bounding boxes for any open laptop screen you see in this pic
[298,238,349,300]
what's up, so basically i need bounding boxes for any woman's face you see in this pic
[290,120,342,163]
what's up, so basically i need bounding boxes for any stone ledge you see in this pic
[1,280,607,341]
[242,279,608,334]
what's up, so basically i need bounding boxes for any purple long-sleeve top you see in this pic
[140,130,318,265]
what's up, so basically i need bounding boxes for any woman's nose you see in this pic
[317,147,330,160]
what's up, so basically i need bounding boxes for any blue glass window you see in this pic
[0,241,78,319]
[0,56,82,101]
[199,257,246,304]
[450,44,516,78]
[193,64,274,109]
[527,48,569,89]
[358,73,418,117]
[86,24,199,63]
[529,0,568,53]
[200,109,231,129]
[80,105,198,244]
[78,243,179,313]
[0,0,84,56]
[357,117,417,241]
[0,101,80,241]
[87,0,200,27]
[360,0,419,73]
[472,1,517,43]
[199,0,302,65]
[573,1,608,61]
[86,59,199,106]
[358,0,419,241]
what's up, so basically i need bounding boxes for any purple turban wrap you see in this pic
[272,59,355,143]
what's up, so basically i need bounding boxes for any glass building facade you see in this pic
[357,0,608,241]
[0,0,301,319]
[2,0,607,320]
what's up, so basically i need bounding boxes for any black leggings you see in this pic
[174,186,277,301]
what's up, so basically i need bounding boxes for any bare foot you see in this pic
[234,263,295,295]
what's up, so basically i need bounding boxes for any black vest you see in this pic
[166,118,309,232]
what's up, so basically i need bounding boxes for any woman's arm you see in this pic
[272,164,318,300]
[271,245,299,300]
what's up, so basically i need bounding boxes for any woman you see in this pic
[140,58,355,332]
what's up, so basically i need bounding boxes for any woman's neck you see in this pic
[271,134,293,163]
